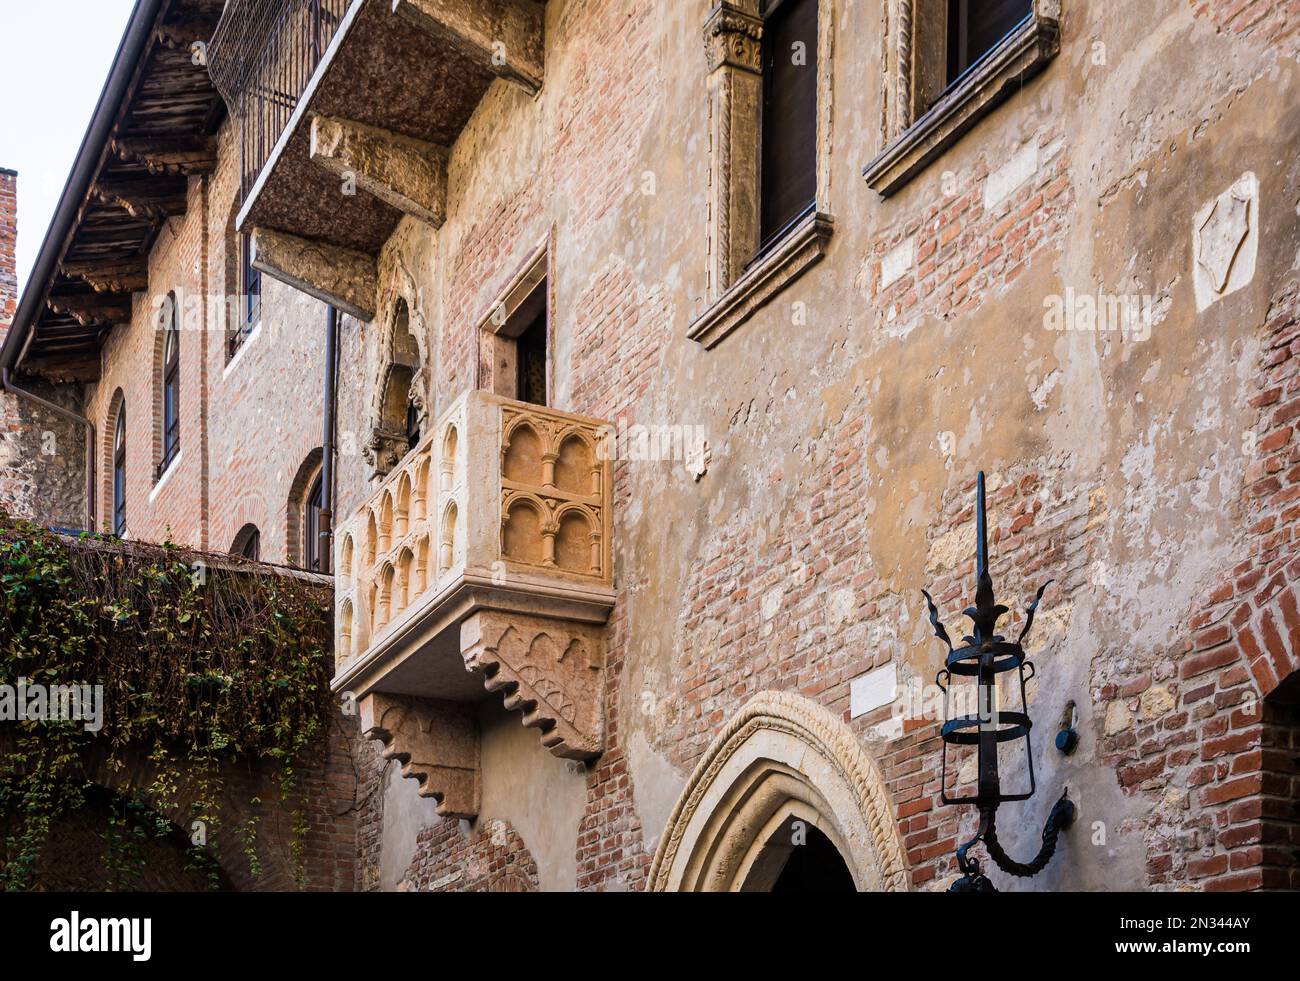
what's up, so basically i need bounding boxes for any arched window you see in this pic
[112,406,127,537]
[159,299,181,476]
[287,449,324,571]
[305,473,324,572]
[232,524,261,561]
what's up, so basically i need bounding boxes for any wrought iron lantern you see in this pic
[922,472,1076,892]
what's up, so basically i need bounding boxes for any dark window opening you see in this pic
[946,0,1034,87]
[113,408,127,538]
[235,526,261,561]
[305,473,324,572]
[770,825,857,892]
[516,301,548,407]
[759,0,818,250]
[406,401,421,451]
[159,305,180,478]
[232,234,261,355]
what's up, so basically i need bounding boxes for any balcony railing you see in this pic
[208,0,350,205]
[333,391,614,678]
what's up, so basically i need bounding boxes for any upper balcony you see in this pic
[208,0,545,321]
[331,391,613,817]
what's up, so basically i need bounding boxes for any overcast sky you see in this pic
[0,0,137,292]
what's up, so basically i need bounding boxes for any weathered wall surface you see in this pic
[0,168,86,528]
[341,0,1300,890]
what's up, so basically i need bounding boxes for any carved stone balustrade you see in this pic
[333,391,613,816]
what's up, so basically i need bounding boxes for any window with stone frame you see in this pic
[689,0,834,349]
[863,0,1060,197]
[477,242,551,407]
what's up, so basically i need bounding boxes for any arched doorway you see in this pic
[647,690,910,892]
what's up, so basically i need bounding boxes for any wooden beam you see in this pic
[112,136,217,176]
[60,256,150,294]
[393,0,544,95]
[93,177,190,223]
[46,292,133,327]
[251,227,377,322]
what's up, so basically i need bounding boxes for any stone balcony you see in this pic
[209,0,546,321]
[331,391,613,818]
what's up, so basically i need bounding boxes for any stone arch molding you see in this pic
[647,690,910,892]
[366,261,432,479]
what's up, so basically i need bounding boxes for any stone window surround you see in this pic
[863,0,1061,197]
[687,0,836,350]
[475,236,552,402]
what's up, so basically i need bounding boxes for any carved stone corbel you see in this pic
[310,115,450,228]
[393,0,545,95]
[461,610,605,760]
[250,226,377,321]
[359,693,481,818]
[363,427,411,481]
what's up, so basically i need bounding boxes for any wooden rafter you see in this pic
[59,256,150,294]
[46,292,134,328]
[111,136,217,176]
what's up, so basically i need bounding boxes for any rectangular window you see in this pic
[232,234,261,355]
[946,0,1034,86]
[759,0,818,250]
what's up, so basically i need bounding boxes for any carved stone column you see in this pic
[704,3,763,298]
[359,693,481,819]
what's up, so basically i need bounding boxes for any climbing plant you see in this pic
[0,510,336,891]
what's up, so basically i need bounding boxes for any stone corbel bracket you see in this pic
[250,226,378,322]
[310,115,450,228]
[393,0,546,96]
[359,692,481,819]
[461,610,605,760]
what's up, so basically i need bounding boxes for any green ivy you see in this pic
[0,511,335,891]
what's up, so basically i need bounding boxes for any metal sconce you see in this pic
[922,472,1076,893]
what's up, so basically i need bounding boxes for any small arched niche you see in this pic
[339,599,354,662]
[395,473,412,538]
[554,433,594,495]
[554,508,594,574]
[338,534,354,588]
[647,691,910,893]
[395,548,414,613]
[502,421,543,485]
[439,502,459,575]
[501,497,544,565]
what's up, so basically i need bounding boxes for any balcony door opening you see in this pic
[478,244,550,408]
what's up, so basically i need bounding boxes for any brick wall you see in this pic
[80,121,331,561]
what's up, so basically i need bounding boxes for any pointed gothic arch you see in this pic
[647,690,910,892]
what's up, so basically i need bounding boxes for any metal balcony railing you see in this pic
[208,0,350,205]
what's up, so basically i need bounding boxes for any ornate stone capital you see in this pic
[363,427,410,480]
[704,4,763,75]
[359,693,481,819]
[461,610,605,760]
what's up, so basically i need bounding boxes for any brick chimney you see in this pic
[0,167,16,342]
